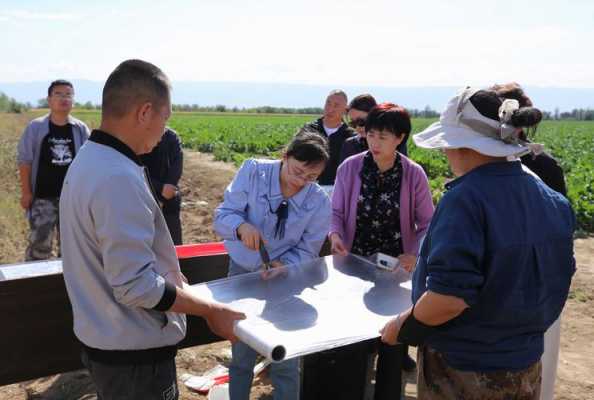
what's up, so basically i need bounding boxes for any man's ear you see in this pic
[136,102,153,125]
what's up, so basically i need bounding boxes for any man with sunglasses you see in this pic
[17,79,90,260]
[302,89,355,186]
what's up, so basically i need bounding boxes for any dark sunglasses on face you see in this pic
[349,118,366,128]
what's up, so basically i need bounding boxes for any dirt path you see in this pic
[178,151,237,243]
[0,146,592,399]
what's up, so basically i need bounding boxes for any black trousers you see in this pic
[375,342,405,400]
[301,341,370,400]
[164,212,182,245]
[301,340,404,400]
[81,351,178,400]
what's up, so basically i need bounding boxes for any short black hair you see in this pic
[102,59,171,118]
[48,80,74,96]
[365,103,412,146]
[286,128,329,166]
[348,94,377,113]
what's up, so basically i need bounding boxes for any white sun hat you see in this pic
[413,87,537,157]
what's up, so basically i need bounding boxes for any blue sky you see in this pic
[1,0,593,88]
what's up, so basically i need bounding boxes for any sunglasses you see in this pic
[349,118,366,128]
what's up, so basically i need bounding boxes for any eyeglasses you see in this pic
[349,118,366,128]
[286,158,319,183]
[51,92,74,99]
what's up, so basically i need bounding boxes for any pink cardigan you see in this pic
[330,151,435,255]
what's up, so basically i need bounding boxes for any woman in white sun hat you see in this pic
[378,87,576,399]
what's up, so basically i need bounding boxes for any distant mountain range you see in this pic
[2,80,594,112]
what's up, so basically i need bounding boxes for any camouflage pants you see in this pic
[25,198,60,261]
[417,346,542,400]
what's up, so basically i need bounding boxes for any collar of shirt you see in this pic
[44,113,77,126]
[315,117,348,136]
[323,124,341,136]
[89,130,143,166]
[445,161,524,191]
[268,160,311,210]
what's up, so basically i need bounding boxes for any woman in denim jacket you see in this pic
[214,129,331,400]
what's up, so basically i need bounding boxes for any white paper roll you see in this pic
[234,320,286,362]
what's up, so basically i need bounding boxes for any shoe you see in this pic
[402,353,417,372]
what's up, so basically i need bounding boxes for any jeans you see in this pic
[26,197,60,261]
[229,341,299,400]
[227,259,300,400]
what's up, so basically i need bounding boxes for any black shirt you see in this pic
[352,152,403,258]
[520,152,567,196]
[303,118,355,185]
[35,121,75,199]
[339,136,368,165]
[140,128,183,213]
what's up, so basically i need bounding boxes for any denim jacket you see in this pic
[214,158,331,271]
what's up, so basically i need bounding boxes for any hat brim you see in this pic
[413,121,529,157]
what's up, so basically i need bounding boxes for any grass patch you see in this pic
[568,287,593,303]
[0,113,29,263]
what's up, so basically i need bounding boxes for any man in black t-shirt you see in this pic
[17,80,90,260]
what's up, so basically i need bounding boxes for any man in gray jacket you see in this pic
[17,80,90,260]
[60,59,245,400]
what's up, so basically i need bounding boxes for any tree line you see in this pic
[54,101,594,121]
[1,92,594,121]
[0,92,31,113]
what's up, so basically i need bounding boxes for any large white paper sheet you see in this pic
[190,254,413,362]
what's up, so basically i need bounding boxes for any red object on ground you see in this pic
[175,242,227,259]
[197,375,230,394]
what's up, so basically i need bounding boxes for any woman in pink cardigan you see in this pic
[330,103,434,400]
[330,105,434,266]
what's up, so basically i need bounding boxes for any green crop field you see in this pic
[67,110,593,232]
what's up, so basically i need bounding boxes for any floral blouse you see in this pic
[351,152,403,258]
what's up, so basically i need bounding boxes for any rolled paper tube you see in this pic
[234,320,287,362]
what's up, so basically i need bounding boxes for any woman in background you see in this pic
[492,82,567,400]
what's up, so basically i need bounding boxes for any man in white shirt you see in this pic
[302,90,355,185]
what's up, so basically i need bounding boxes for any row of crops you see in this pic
[70,110,593,232]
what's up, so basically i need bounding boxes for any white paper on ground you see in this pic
[189,254,413,362]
